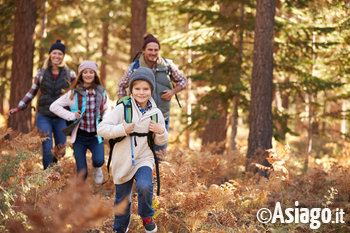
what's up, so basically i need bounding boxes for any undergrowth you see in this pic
[1,128,350,232]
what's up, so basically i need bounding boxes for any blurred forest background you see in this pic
[1,0,350,232]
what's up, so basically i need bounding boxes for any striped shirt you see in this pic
[117,58,187,96]
[79,89,97,133]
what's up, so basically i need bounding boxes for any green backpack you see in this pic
[106,96,161,195]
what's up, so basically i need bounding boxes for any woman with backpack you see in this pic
[8,40,76,170]
[50,60,109,183]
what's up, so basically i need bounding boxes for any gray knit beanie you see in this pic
[129,67,155,94]
[78,60,98,76]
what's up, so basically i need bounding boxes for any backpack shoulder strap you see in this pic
[117,96,132,123]
[161,57,172,75]
[105,96,133,182]
[147,112,160,195]
[132,51,142,63]
[150,113,158,123]
[161,57,182,108]
[130,58,140,72]
[146,128,160,196]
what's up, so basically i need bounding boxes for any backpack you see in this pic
[106,96,161,195]
[131,53,182,108]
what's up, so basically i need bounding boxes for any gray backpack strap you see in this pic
[162,57,182,108]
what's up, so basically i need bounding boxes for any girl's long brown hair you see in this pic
[65,71,102,100]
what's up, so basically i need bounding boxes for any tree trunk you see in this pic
[341,99,348,138]
[130,0,147,61]
[231,95,239,150]
[0,59,8,114]
[100,0,112,86]
[185,78,192,148]
[39,0,47,63]
[185,19,193,148]
[230,3,245,151]
[321,90,327,136]
[246,0,275,172]
[304,32,318,172]
[8,0,36,133]
[281,77,289,139]
[275,76,290,141]
[201,99,228,154]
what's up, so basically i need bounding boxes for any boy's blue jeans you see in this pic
[154,116,169,152]
[113,166,154,232]
[36,112,67,169]
[72,131,105,179]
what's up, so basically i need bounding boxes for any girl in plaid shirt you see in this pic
[50,60,109,183]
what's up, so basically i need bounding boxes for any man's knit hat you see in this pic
[49,40,65,54]
[78,60,98,76]
[142,34,160,50]
[129,67,155,93]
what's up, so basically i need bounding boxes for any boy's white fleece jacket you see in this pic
[49,89,110,143]
[97,96,168,185]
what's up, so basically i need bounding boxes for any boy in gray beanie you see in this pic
[97,67,167,233]
[129,67,155,94]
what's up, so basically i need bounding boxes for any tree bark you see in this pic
[39,0,47,63]
[0,59,8,114]
[230,3,245,151]
[246,0,275,171]
[231,95,239,150]
[275,77,290,141]
[130,0,148,61]
[201,99,228,154]
[100,0,112,86]
[8,0,37,133]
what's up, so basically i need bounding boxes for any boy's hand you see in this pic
[123,120,135,134]
[149,121,165,134]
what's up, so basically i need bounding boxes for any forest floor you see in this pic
[1,122,350,232]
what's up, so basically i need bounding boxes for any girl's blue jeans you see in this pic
[72,131,105,179]
[36,112,67,169]
[113,166,154,232]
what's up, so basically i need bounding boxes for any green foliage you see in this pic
[2,0,350,148]
[177,0,254,132]
[272,0,350,141]
[0,150,33,184]
[0,0,15,99]
[0,150,36,232]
